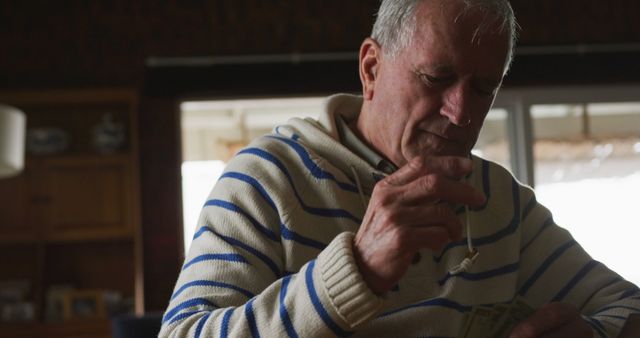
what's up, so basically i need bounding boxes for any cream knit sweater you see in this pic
[160,94,640,338]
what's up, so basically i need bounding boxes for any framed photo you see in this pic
[61,290,106,321]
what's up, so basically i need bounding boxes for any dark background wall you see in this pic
[3,0,640,312]
[3,0,640,88]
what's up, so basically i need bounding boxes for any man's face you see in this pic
[359,1,511,167]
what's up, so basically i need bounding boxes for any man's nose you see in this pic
[440,84,472,127]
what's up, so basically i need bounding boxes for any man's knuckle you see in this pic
[408,157,424,171]
[446,157,461,173]
[420,174,438,191]
[377,193,395,207]
[386,211,403,226]
[376,207,398,225]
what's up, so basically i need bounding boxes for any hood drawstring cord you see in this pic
[449,205,479,275]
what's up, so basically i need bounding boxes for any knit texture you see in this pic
[160,94,640,337]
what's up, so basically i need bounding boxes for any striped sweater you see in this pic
[160,94,640,337]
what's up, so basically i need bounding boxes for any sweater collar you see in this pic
[295,94,388,193]
[335,113,398,175]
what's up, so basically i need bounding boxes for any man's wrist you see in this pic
[316,232,384,329]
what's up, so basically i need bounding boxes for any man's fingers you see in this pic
[510,303,573,336]
[406,203,464,241]
[391,205,463,251]
[536,320,593,338]
[400,174,486,207]
[384,156,473,186]
[509,303,590,338]
[402,225,452,253]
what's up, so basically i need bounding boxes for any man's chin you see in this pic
[412,147,469,159]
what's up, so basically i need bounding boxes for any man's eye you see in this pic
[419,73,450,85]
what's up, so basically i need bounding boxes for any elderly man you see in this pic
[160,0,640,337]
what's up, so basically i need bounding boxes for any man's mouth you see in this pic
[418,130,469,156]
[426,131,459,144]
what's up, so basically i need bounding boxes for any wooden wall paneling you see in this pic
[511,0,640,45]
[4,0,638,88]
[137,95,183,311]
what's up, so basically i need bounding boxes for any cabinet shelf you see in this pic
[0,235,39,245]
[0,318,112,338]
[26,152,132,162]
[0,88,143,337]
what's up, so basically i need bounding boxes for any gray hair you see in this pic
[371,0,519,66]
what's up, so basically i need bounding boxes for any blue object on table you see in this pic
[111,312,162,338]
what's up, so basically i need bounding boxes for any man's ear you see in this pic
[359,38,382,100]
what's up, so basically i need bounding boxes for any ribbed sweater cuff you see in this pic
[316,231,384,329]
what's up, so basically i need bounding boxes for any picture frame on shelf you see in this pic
[61,290,107,321]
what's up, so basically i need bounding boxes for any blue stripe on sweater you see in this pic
[474,159,492,211]
[163,298,217,324]
[305,260,352,337]
[167,310,203,325]
[237,147,361,224]
[438,262,519,286]
[193,226,281,278]
[594,304,640,315]
[171,280,254,301]
[596,314,628,321]
[245,298,260,338]
[220,308,234,338]
[274,125,300,141]
[220,172,278,211]
[279,275,299,338]
[193,226,210,239]
[620,286,640,300]
[194,312,211,338]
[274,125,288,137]
[183,253,248,271]
[579,277,623,311]
[552,260,599,302]
[519,240,577,296]
[240,146,358,193]
[381,298,471,318]
[521,195,537,221]
[520,217,554,253]
[218,234,281,277]
[265,136,359,191]
[280,224,327,250]
[435,176,519,263]
[204,199,279,242]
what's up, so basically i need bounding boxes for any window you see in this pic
[532,102,640,284]
[180,97,324,252]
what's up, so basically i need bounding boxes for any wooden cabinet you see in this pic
[0,89,143,338]
[0,170,33,241]
[38,155,134,240]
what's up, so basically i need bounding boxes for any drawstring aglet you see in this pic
[448,204,479,275]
